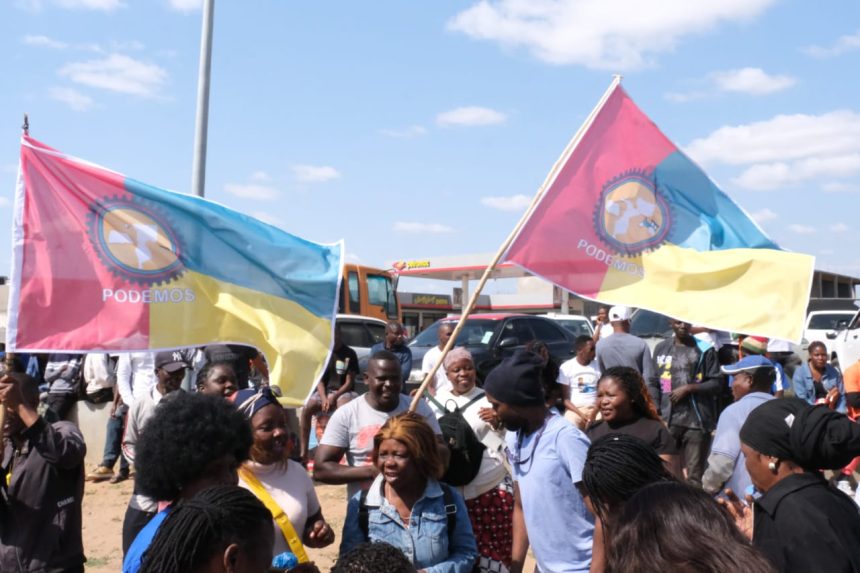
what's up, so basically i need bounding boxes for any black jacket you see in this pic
[754,472,860,573]
[1,417,87,572]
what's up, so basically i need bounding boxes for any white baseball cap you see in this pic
[608,306,633,321]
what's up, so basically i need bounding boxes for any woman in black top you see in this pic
[587,367,680,476]
[723,398,860,573]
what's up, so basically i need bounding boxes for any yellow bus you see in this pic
[338,263,401,323]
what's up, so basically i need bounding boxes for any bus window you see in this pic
[348,272,360,314]
[367,274,399,320]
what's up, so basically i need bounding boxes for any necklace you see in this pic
[385,482,415,525]
[507,413,551,469]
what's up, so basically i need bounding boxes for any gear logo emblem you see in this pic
[88,197,184,285]
[594,169,671,256]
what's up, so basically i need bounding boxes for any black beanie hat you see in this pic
[740,398,860,470]
[483,349,546,408]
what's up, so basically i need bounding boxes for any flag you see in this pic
[505,82,814,341]
[8,136,342,405]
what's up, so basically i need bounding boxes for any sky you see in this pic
[2,0,859,297]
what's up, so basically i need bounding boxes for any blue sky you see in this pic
[2,0,859,294]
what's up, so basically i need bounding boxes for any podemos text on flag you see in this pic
[505,81,814,341]
[8,136,342,405]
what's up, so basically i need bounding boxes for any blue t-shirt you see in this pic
[506,411,594,573]
[710,392,774,497]
[123,507,171,573]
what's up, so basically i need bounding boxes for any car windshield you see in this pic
[808,313,855,330]
[409,319,502,348]
[557,320,592,337]
[629,310,671,338]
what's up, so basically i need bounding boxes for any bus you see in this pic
[338,263,401,323]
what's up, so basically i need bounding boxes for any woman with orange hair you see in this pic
[339,412,478,573]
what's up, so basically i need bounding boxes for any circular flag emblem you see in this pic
[89,197,184,285]
[594,170,671,256]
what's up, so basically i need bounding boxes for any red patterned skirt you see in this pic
[465,478,514,573]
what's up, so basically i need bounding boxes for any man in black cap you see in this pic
[120,350,188,554]
[483,350,594,573]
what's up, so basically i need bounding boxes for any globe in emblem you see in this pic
[595,172,670,256]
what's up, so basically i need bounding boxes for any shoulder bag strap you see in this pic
[440,484,457,546]
[239,467,310,563]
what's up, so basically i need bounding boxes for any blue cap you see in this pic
[721,355,775,375]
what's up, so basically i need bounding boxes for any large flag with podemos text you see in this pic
[8,136,342,405]
[505,82,814,341]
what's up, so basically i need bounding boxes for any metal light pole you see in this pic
[191,0,215,198]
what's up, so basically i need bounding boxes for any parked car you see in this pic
[804,310,856,346]
[405,313,576,386]
[628,309,673,352]
[336,314,386,360]
[825,309,860,370]
[542,313,595,338]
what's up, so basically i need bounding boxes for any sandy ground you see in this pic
[82,477,344,571]
[82,473,536,572]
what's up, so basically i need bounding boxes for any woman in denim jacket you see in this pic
[340,413,478,573]
[792,341,845,412]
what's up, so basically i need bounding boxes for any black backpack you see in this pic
[427,392,486,486]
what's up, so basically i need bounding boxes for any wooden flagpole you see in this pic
[409,75,622,411]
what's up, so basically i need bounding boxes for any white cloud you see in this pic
[803,29,860,58]
[823,181,860,193]
[1,164,18,174]
[55,0,123,9]
[380,125,428,139]
[751,208,778,223]
[0,197,10,207]
[224,183,279,201]
[436,106,506,127]
[788,224,816,235]
[168,0,201,11]
[820,249,835,256]
[346,252,362,263]
[59,54,167,98]
[23,34,67,49]
[250,171,270,183]
[686,110,860,191]
[291,164,341,183]
[393,222,454,234]
[49,87,94,111]
[664,91,707,103]
[481,194,531,212]
[832,223,850,233]
[710,67,796,95]
[448,0,775,70]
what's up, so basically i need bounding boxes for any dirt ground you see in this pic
[82,473,536,572]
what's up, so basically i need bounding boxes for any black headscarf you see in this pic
[740,398,860,470]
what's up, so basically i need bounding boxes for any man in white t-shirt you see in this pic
[558,335,601,429]
[421,322,455,394]
[313,350,444,499]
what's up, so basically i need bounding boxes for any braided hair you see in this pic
[139,485,273,573]
[331,541,417,573]
[581,433,674,531]
[599,366,661,422]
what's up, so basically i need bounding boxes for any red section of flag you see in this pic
[504,85,675,296]
[15,139,149,350]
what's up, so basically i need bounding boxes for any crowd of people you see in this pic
[1,305,860,573]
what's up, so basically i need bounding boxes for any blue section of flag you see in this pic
[655,151,780,252]
[125,177,341,318]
